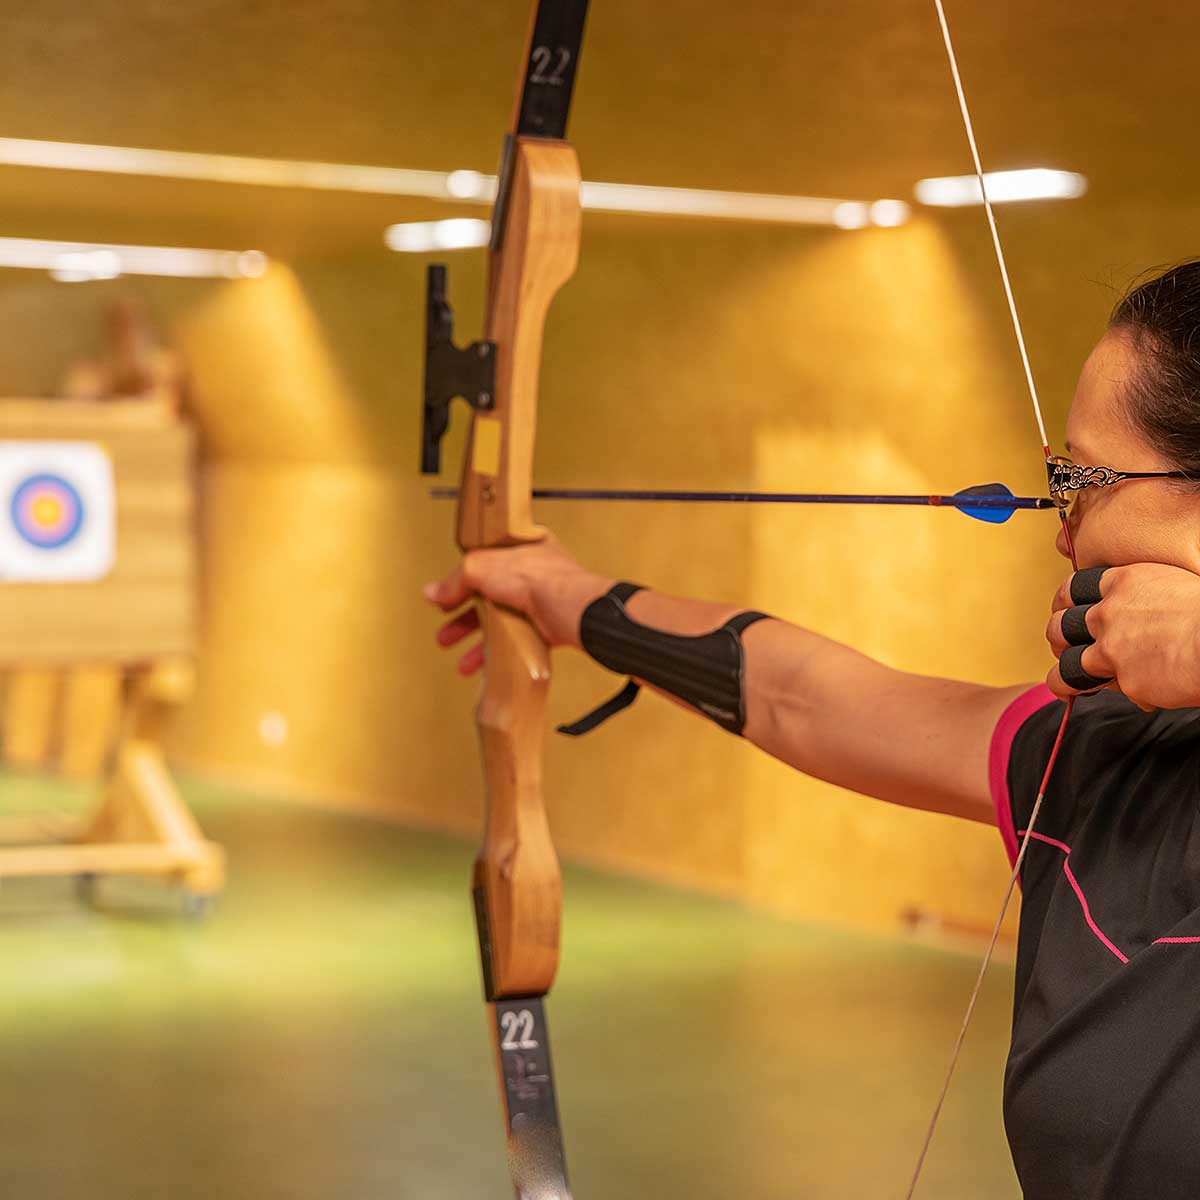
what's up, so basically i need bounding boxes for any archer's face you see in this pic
[1059,330,1200,571]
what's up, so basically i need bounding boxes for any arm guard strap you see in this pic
[557,582,770,737]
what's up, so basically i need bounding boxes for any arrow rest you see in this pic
[421,263,497,475]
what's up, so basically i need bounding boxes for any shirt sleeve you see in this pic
[989,685,1061,868]
[989,687,1177,869]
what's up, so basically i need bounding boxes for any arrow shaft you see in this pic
[430,486,1055,511]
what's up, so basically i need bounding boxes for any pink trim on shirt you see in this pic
[1020,829,1129,963]
[989,685,1058,868]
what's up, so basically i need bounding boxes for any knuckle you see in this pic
[1103,565,1126,594]
[461,550,483,582]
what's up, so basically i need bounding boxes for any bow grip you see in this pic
[471,601,560,1000]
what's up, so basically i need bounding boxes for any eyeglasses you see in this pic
[1046,455,1200,510]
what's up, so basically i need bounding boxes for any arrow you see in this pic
[430,481,1056,525]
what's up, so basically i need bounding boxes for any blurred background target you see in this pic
[0,442,115,581]
[9,473,85,550]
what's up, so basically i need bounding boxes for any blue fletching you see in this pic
[953,482,1016,524]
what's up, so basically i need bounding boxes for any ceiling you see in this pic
[0,1,1188,257]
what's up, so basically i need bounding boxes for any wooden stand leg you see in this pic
[82,739,225,896]
[0,660,224,908]
[60,667,122,779]
[3,669,60,769]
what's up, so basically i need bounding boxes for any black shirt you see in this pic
[991,687,1200,1199]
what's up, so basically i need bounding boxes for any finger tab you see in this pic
[1061,604,1096,647]
[1069,565,1109,605]
[1059,643,1113,692]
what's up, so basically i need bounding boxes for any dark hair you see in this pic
[1110,261,1200,472]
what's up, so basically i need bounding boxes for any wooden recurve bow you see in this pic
[421,3,589,1197]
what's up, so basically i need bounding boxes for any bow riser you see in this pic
[463,133,581,1001]
[458,140,582,552]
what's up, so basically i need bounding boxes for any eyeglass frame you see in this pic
[1046,455,1200,510]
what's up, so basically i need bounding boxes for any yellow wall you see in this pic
[0,193,1164,937]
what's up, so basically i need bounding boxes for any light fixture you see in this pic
[832,202,870,230]
[869,199,911,227]
[914,168,1087,208]
[0,137,906,231]
[0,137,453,200]
[51,250,122,283]
[0,236,267,281]
[444,170,496,202]
[383,219,491,253]
[578,182,909,227]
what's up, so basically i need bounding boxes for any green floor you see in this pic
[0,773,1021,1199]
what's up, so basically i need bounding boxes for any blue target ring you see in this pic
[10,473,85,550]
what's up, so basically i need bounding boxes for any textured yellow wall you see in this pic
[163,215,1076,938]
[0,194,1157,938]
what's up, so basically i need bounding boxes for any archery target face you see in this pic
[12,474,84,548]
[0,442,115,581]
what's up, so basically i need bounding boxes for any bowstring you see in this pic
[931,0,1049,456]
[904,4,1078,1196]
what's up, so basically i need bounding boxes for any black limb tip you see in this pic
[515,0,590,140]
[421,264,496,475]
[492,997,571,1199]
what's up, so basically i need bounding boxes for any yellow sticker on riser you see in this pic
[471,417,502,477]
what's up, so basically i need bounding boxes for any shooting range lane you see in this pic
[0,772,1018,1199]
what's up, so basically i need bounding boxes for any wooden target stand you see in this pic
[0,310,223,915]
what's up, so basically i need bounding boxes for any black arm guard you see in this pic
[557,582,770,737]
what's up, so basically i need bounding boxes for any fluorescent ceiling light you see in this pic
[0,137,905,230]
[914,168,1087,208]
[869,199,911,227]
[384,219,491,253]
[579,182,908,227]
[382,204,913,255]
[0,137,453,200]
[0,236,267,281]
[51,250,122,283]
[444,169,496,202]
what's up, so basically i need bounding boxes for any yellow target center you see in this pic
[31,494,63,526]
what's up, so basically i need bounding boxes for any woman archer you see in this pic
[426,261,1200,1199]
